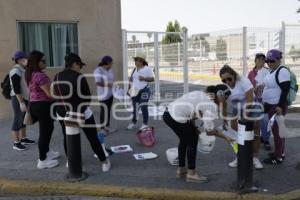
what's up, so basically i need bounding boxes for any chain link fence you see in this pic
[123,23,300,105]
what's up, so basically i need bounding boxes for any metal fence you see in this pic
[122,22,300,105]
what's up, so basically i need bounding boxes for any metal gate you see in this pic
[122,30,188,105]
[122,23,300,106]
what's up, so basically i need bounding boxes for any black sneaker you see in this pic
[263,156,283,165]
[21,138,35,145]
[13,142,28,151]
[263,141,271,151]
[105,147,114,156]
[268,152,285,160]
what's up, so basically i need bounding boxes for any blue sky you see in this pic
[121,0,300,34]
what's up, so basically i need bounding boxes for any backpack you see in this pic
[275,66,298,106]
[1,74,11,100]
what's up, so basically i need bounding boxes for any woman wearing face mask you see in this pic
[25,50,59,169]
[94,55,117,135]
[53,53,111,172]
[262,49,290,165]
[9,51,35,151]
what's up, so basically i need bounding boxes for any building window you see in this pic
[18,22,78,67]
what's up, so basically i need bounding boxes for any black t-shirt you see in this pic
[53,69,91,117]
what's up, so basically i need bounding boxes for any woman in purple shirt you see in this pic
[25,50,60,169]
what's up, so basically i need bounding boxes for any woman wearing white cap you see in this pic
[127,53,155,130]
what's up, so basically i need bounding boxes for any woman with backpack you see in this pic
[262,49,291,165]
[9,51,35,151]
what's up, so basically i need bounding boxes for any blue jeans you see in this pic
[131,87,150,124]
[261,113,271,142]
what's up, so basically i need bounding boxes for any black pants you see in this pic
[59,115,106,162]
[99,96,113,129]
[30,101,54,161]
[163,111,199,170]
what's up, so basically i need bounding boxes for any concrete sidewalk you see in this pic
[0,109,300,199]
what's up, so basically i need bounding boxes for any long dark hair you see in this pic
[219,64,240,81]
[25,50,45,85]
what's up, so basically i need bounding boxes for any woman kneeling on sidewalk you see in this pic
[163,84,232,182]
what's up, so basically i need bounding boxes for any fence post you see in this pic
[183,32,189,94]
[200,39,202,73]
[122,30,128,84]
[154,32,160,104]
[122,30,130,108]
[242,27,248,76]
[281,22,286,65]
[178,42,181,66]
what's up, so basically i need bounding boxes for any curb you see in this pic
[1,178,300,200]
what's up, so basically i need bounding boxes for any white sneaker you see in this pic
[102,159,111,172]
[66,161,68,168]
[228,158,238,168]
[253,157,264,170]
[47,150,60,160]
[37,158,59,169]
[127,123,137,130]
[140,124,149,130]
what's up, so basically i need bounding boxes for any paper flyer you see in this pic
[110,145,133,153]
[133,152,158,160]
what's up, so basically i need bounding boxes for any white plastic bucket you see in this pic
[166,147,179,166]
[198,133,216,154]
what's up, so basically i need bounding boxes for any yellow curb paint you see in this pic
[1,178,300,200]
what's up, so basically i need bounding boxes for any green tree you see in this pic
[161,20,188,64]
[216,37,227,60]
[289,45,300,62]
[201,39,210,53]
[132,35,137,43]
[162,20,183,44]
[181,26,188,34]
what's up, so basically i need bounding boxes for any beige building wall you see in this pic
[0,0,122,119]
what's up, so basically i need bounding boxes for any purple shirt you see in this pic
[29,71,52,102]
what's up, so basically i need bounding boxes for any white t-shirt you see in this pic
[255,66,270,86]
[227,76,253,104]
[167,91,217,130]
[262,66,290,105]
[131,66,154,90]
[94,66,114,101]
